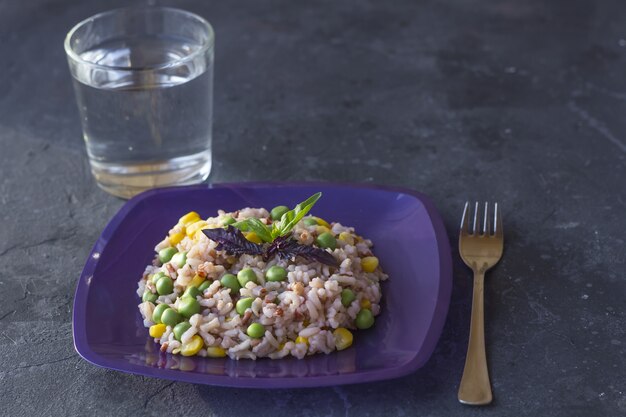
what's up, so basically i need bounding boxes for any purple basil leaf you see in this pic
[203,228,337,267]
[202,225,264,256]
[271,236,339,267]
[264,235,289,261]
[289,245,339,268]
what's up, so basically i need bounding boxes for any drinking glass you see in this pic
[64,7,214,198]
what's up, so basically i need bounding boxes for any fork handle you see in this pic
[458,270,493,405]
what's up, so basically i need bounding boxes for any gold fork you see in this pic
[458,202,503,405]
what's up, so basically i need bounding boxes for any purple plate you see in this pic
[73,182,452,388]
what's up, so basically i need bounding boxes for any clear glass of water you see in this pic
[64,7,214,198]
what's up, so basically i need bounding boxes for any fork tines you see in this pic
[460,202,502,237]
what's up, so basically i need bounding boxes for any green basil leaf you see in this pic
[244,218,273,242]
[232,219,273,243]
[231,221,249,232]
[272,192,322,237]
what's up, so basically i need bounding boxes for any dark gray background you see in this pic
[0,0,624,416]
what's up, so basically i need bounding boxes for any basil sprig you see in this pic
[231,192,322,243]
[202,191,339,268]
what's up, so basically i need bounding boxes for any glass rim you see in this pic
[64,6,215,72]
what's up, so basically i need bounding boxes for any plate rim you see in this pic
[72,181,452,388]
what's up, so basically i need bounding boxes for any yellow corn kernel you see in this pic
[194,224,220,242]
[295,336,309,346]
[338,232,354,245]
[149,324,167,338]
[206,347,227,358]
[333,328,353,351]
[360,298,371,309]
[312,216,330,228]
[361,256,379,273]
[169,232,185,246]
[316,226,331,235]
[186,220,209,238]
[244,232,263,244]
[179,211,201,226]
[189,274,205,288]
[181,335,204,356]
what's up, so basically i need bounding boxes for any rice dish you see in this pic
[137,193,388,360]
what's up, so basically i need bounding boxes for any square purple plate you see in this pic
[73,182,452,388]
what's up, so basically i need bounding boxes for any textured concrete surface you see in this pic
[1,0,625,416]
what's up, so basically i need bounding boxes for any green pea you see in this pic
[246,323,265,338]
[341,289,356,307]
[316,232,336,250]
[170,251,187,268]
[161,308,183,327]
[270,205,289,221]
[355,308,375,329]
[303,217,318,226]
[266,265,287,282]
[237,268,258,287]
[151,271,167,284]
[236,297,254,315]
[198,280,212,292]
[142,291,158,303]
[152,304,170,324]
[173,321,192,341]
[183,286,202,299]
[222,216,237,226]
[220,274,240,293]
[156,276,174,295]
[158,247,177,264]
[178,296,200,318]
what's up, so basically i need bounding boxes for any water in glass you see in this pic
[71,35,212,198]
